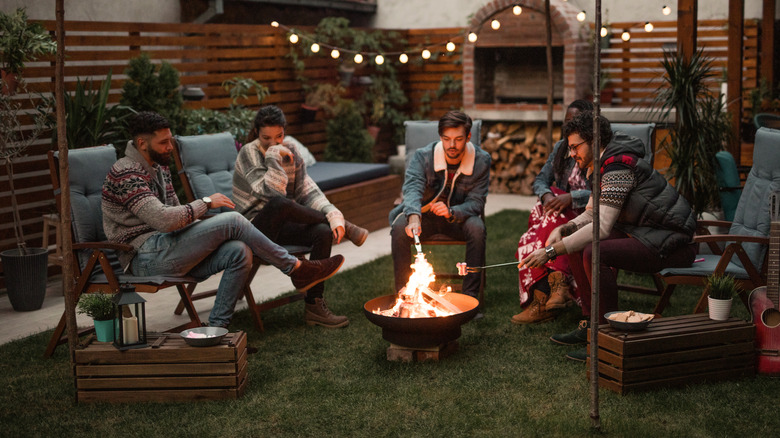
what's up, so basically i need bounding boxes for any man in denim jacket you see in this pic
[389,111,491,302]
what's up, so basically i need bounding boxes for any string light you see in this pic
[375,54,384,65]
[513,5,522,15]
[330,49,340,59]
[621,30,631,42]
[421,49,431,59]
[468,32,478,43]
[600,26,608,38]
[271,21,279,28]
[354,53,363,64]
[399,53,408,63]
[289,33,299,44]
[310,43,320,53]
[662,5,671,16]
[644,22,654,32]
[446,41,456,52]
[491,19,501,30]
[576,10,586,22]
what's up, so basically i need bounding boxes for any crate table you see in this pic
[74,331,248,403]
[587,314,755,394]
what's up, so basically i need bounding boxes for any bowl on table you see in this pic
[180,327,228,347]
[604,310,654,332]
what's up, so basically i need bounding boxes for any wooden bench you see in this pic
[587,314,755,394]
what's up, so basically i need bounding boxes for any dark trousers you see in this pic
[568,229,696,323]
[251,196,332,300]
[390,213,486,300]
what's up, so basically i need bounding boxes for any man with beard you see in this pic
[102,111,344,328]
[389,111,491,310]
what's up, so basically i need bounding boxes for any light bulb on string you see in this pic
[644,22,654,32]
[621,30,631,42]
[468,32,478,43]
[576,11,586,22]
[399,53,409,63]
[310,43,320,53]
[289,33,299,44]
[375,54,384,65]
[600,26,608,38]
[331,49,340,59]
[491,19,500,30]
[271,21,279,27]
[513,5,522,15]
[354,53,363,64]
[662,5,671,16]
[421,49,431,60]
[446,41,456,52]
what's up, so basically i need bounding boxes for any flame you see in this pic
[374,253,456,318]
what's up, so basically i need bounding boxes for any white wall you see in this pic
[371,0,772,29]
[0,0,180,23]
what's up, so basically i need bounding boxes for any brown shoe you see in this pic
[345,221,368,246]
[546,271,574,311]
[511,290,557,325]
[290,255,344,292]
[305,297,349,328]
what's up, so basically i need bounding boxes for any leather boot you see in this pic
[510,290,556,325]
[344,221,368,247]
[546,271,574,311]
[305,297,349,328]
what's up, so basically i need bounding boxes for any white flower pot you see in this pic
[708,296,733,321]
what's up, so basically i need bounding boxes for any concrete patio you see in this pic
[0,194,536,346]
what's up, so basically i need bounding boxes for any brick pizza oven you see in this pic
[463,0,592,121]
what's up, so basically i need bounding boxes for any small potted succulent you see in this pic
[706,274,737,321]
[77,293,117,342]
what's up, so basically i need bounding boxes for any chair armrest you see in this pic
[693,234,769,245]
[73,241,134,252]
[696,219,733,229]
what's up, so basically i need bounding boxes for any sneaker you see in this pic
[511,290,556,325]
[305,297,349,328]
[345,221,368,247]
[290,255,345,292]
[550,320,590,345]
[565,347,588,362]
[545,271,574,311]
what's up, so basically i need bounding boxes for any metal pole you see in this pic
[545,0,554,151]
[590,0,602,431]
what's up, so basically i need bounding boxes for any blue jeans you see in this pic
[131,211,299,327]
[390,213,486,300]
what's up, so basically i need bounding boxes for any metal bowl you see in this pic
[180,327,228,347]
[363,293,479,348]
[604,311,653,332]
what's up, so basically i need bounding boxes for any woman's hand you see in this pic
[543,193,573,214]
[333,225,345,244]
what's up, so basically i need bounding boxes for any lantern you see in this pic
[113,283,147,350]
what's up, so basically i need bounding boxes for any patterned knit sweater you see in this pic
[102,141,209,270]
[232,137,343,230]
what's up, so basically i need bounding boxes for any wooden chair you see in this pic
[401,120,487,303]
[653,127,780,315]
[44,146,202,357]
[171,132,311,332]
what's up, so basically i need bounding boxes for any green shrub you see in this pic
[77,293,115,321]
[120,53,185,133]
[182,107,255,144]
[325,99,374,162]
[706,274,737,300]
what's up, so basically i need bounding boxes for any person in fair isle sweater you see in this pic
[102,111,344,328]
[232,105,367,328]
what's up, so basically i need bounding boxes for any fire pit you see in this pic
[363,293,479,349]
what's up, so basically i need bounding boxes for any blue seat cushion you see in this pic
[175,132,237,212]
[658,254,751,279]
[307,162,390,192]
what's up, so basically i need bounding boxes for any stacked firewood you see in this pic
[481,122,556,194]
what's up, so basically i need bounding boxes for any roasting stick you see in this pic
[456,261,519,275]
[411,232,462,313]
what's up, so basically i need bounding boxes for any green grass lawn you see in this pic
[1,209,778,437]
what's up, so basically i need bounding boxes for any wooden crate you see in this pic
[74,331,248,403]
[587,314,755,394]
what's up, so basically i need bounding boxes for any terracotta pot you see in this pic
[301,104,319,123]
[367,125,381,140]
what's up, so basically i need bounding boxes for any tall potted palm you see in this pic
[648,49,733,215]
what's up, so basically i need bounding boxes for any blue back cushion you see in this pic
[403,120,482,167]
[175,132,237,212]
[715,150,742,221]
[611,123,656,165]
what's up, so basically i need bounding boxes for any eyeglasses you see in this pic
[568,140,588,154]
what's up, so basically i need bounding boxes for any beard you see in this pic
[148,148,171,166]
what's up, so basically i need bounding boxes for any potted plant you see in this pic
[325,98,374,162]
[301,83,344,123]
[0,82,51,311]
[77,293,116,342]
[706,274,737,321]
[0,8,57,95]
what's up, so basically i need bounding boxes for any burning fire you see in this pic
[373,253,458,318]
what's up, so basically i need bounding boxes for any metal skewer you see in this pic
[456,261,519,275]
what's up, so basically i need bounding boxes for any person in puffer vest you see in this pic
[520,111,697,363]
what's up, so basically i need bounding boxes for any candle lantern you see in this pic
[113,283,148,350]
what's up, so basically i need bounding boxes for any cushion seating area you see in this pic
[306,162,390,192]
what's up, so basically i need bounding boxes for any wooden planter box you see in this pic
[587,314,755,394]
[74,331,248,403]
